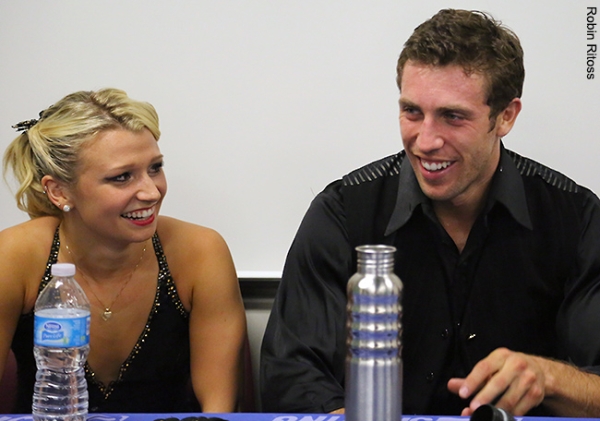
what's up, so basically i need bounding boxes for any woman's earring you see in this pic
[63,205,71,213]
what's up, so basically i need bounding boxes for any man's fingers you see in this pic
[468,352,545,415]
[494,363,545,415]
[447,378,464,395]
[459,348,512,401]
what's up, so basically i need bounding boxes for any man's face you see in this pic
[399,61,516,210]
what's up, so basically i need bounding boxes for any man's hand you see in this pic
[447,348,547,416]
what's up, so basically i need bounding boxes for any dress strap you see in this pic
[39,225,61,293]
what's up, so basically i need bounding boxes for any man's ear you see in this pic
[495,98,522,138]
[42,175,73,212]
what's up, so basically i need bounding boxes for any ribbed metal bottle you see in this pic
[345,245,403,421]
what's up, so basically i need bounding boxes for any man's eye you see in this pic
[445,113,464,121]
[401,107,422,120]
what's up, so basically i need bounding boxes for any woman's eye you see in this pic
[108,173,131,183]
[150,161,164,174]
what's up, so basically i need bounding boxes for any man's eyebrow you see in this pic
[437,105,475,117]
[399,98,419,108]
[399,97,476,118]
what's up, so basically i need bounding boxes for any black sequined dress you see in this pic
[11,228,196,413]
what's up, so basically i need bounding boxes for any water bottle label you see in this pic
[34,314,90,347]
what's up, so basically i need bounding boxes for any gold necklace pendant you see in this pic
[102,308,113,321]
[61,233,147,322]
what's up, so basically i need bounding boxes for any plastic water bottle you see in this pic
[345,245,403,421]
[32,263,90,421]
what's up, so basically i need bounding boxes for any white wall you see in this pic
[1,1,599,275]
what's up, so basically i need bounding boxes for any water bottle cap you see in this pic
[51,263,76,277]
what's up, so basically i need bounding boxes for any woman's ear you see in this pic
[42,175,73,213]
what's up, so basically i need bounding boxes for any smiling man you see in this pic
[260,9,600,417]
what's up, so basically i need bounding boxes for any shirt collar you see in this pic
[385,154,428,236]
[486,145,533,230]
[385,145,532,236]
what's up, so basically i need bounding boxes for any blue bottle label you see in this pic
[34,312,90,347]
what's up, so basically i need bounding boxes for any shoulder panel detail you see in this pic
[343,152,404,187]
[507,150,579,193]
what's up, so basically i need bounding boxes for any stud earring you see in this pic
[63,205,71,212]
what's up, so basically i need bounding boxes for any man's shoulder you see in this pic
[506,149,580,193]
[342,151,405,187]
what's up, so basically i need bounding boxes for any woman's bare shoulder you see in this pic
[155,216,238,308]
[156,215,228,253]
[0,217,59,258]
[155,216,234,278]
[0,217,59,312]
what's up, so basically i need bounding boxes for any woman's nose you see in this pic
[137,175,162,202]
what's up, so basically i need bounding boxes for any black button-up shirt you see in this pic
[261,146,600,415]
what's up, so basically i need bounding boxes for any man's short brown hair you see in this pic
[397,9,524,120]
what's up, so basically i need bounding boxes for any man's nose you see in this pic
[416,116,444,152]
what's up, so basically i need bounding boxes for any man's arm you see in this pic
[260,181,353,413]
[449,190,600,416]
[448,348,600,417]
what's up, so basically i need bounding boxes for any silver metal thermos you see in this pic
[345,244,403,421]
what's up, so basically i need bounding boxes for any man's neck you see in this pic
[433,193,487,253]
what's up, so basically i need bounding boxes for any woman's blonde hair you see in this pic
[3,88,161,218]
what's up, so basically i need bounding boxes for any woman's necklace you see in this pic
[63,240,147,321]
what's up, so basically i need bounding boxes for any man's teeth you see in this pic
[122,209,154,220]
[422,160,451,171]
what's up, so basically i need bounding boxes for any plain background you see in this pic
[1,1,598,275]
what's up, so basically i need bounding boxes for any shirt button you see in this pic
[467,333,477,341]
[441,329,449,339]
[426,372,435,382]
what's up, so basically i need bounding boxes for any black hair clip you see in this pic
[11,110,45,132]
[11,118,39,132]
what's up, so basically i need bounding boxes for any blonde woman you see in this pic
[0,88,246,413]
